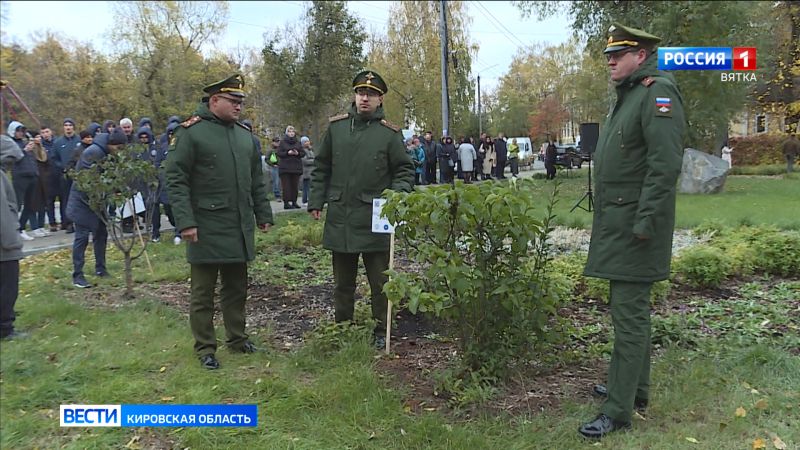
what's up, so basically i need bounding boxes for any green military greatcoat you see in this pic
[165,102,273,264]
[309,105,414,253]
[584,54,686,282]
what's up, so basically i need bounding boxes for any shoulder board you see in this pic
[181,116,202,128]
[380,119,400,132]
[641,76,655,87]
[236,121,251,131]
[329,113,349,123]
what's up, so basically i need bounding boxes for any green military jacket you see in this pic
[309,105,414,253]
[165,102,273,264]
[584,54,686,282]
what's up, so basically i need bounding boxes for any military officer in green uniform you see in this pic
[166,74,274,370]
[579,24,686,438]
[308,70,415,348]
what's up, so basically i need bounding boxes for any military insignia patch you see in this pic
[655,97,672,116]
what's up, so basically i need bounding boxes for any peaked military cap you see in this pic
[604,23,661,54]
[352,70,388,95]
[203,74,246,98]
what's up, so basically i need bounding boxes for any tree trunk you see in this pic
[124,252,134,299]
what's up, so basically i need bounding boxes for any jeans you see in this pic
[72,223,108,280]
[0,260,20,338]
[13,174,37,230]
[270,166,281,198]
[302,178,311,204]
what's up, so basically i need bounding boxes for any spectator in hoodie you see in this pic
[158,115,181,154]
[151,122,180,244]
[277,125,305,209]
[1,134,26,340]
[67,129,128,288]
[119,126,153,234]
[87,122,102,138]
[138,117,152,130]
[120,118,134,143]
[52,118,80,232]
[438,136,456,183]
[7,121,38,241]
[300,136,315,205]
[40,125,60,232]
[102,120,116,134]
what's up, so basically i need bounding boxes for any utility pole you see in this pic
[439,0,450,137]
[477,74,481,136]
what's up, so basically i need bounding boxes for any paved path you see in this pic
[21,160,579,256]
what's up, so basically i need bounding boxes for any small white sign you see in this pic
[371,198,394,234]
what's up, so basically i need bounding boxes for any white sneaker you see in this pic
[32,228,48,237]
[173,236,182,245]
[20,230,34,241]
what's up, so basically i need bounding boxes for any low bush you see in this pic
[276,220,324,249]
[750,231,800,277]
[729,164,787,176]
[673,245,732,288]
[729,134,787,166]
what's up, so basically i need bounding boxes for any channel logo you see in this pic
[658,47,756,71]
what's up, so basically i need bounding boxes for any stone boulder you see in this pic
[678,148,730,194]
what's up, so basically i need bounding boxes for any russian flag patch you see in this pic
[655,97,672,114]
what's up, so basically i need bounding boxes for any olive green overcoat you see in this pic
[309,105,414,253]
[165,102,273,264]
[584,54,686,282]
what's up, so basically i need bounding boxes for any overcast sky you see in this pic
[1,1,571,92]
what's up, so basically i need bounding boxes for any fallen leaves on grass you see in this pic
[735,406,747,418]
[754,398,768,410]
[770,433,787,450]
[751,438,766,449]
[685,436,699,443]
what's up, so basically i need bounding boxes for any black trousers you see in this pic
[425,162,437,184]
[280,173,300,204]
[0,260,20,338]
[495,157,507,178]
[332,251,389,334]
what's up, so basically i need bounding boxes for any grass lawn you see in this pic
[2,180,799,449]
[518,170,800,230]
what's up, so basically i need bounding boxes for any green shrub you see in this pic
[673,245,732,288]
[750,231,800,277]
[383,179,562,376]
[729,134,786,165]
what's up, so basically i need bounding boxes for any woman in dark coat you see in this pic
[277,125,305,209]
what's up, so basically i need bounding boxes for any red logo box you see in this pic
[733,47,757,71]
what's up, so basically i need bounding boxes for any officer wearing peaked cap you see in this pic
[166,74,273,370]
[308,70,414,349]
[579,24,686,439]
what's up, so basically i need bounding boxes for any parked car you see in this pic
[554,144,583,168]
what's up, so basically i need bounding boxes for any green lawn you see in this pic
[2,183,799,449]
[518,171,800,230]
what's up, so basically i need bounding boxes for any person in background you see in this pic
[138,117,153,130]
[28,130,52,237]
[457,137,477,184]
[1,134,26,340]
[545,139,557,180]
[439,136,456,183]
[119,118,135,144]
[720,142,733,169]
[277,125,305,210]
[508,138,520,178]
[52,118,80,233]
[494,132,508,180]
[102,120,116,134]
[87,122,102,138]
[7,121,38,241]
[67,129,130,289]
[421,131,438,185]
[152,121,180,245]
[479,135,495,181]
[413,137,426,185]
[40,125,60,232]
[158,116,181,153]
[300,136,315,206]
[266,137,281,200]
[783,133,799,173]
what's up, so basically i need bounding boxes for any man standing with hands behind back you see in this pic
[580,23,685,439]
[166,74,274,370]
[308,70,414,349]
